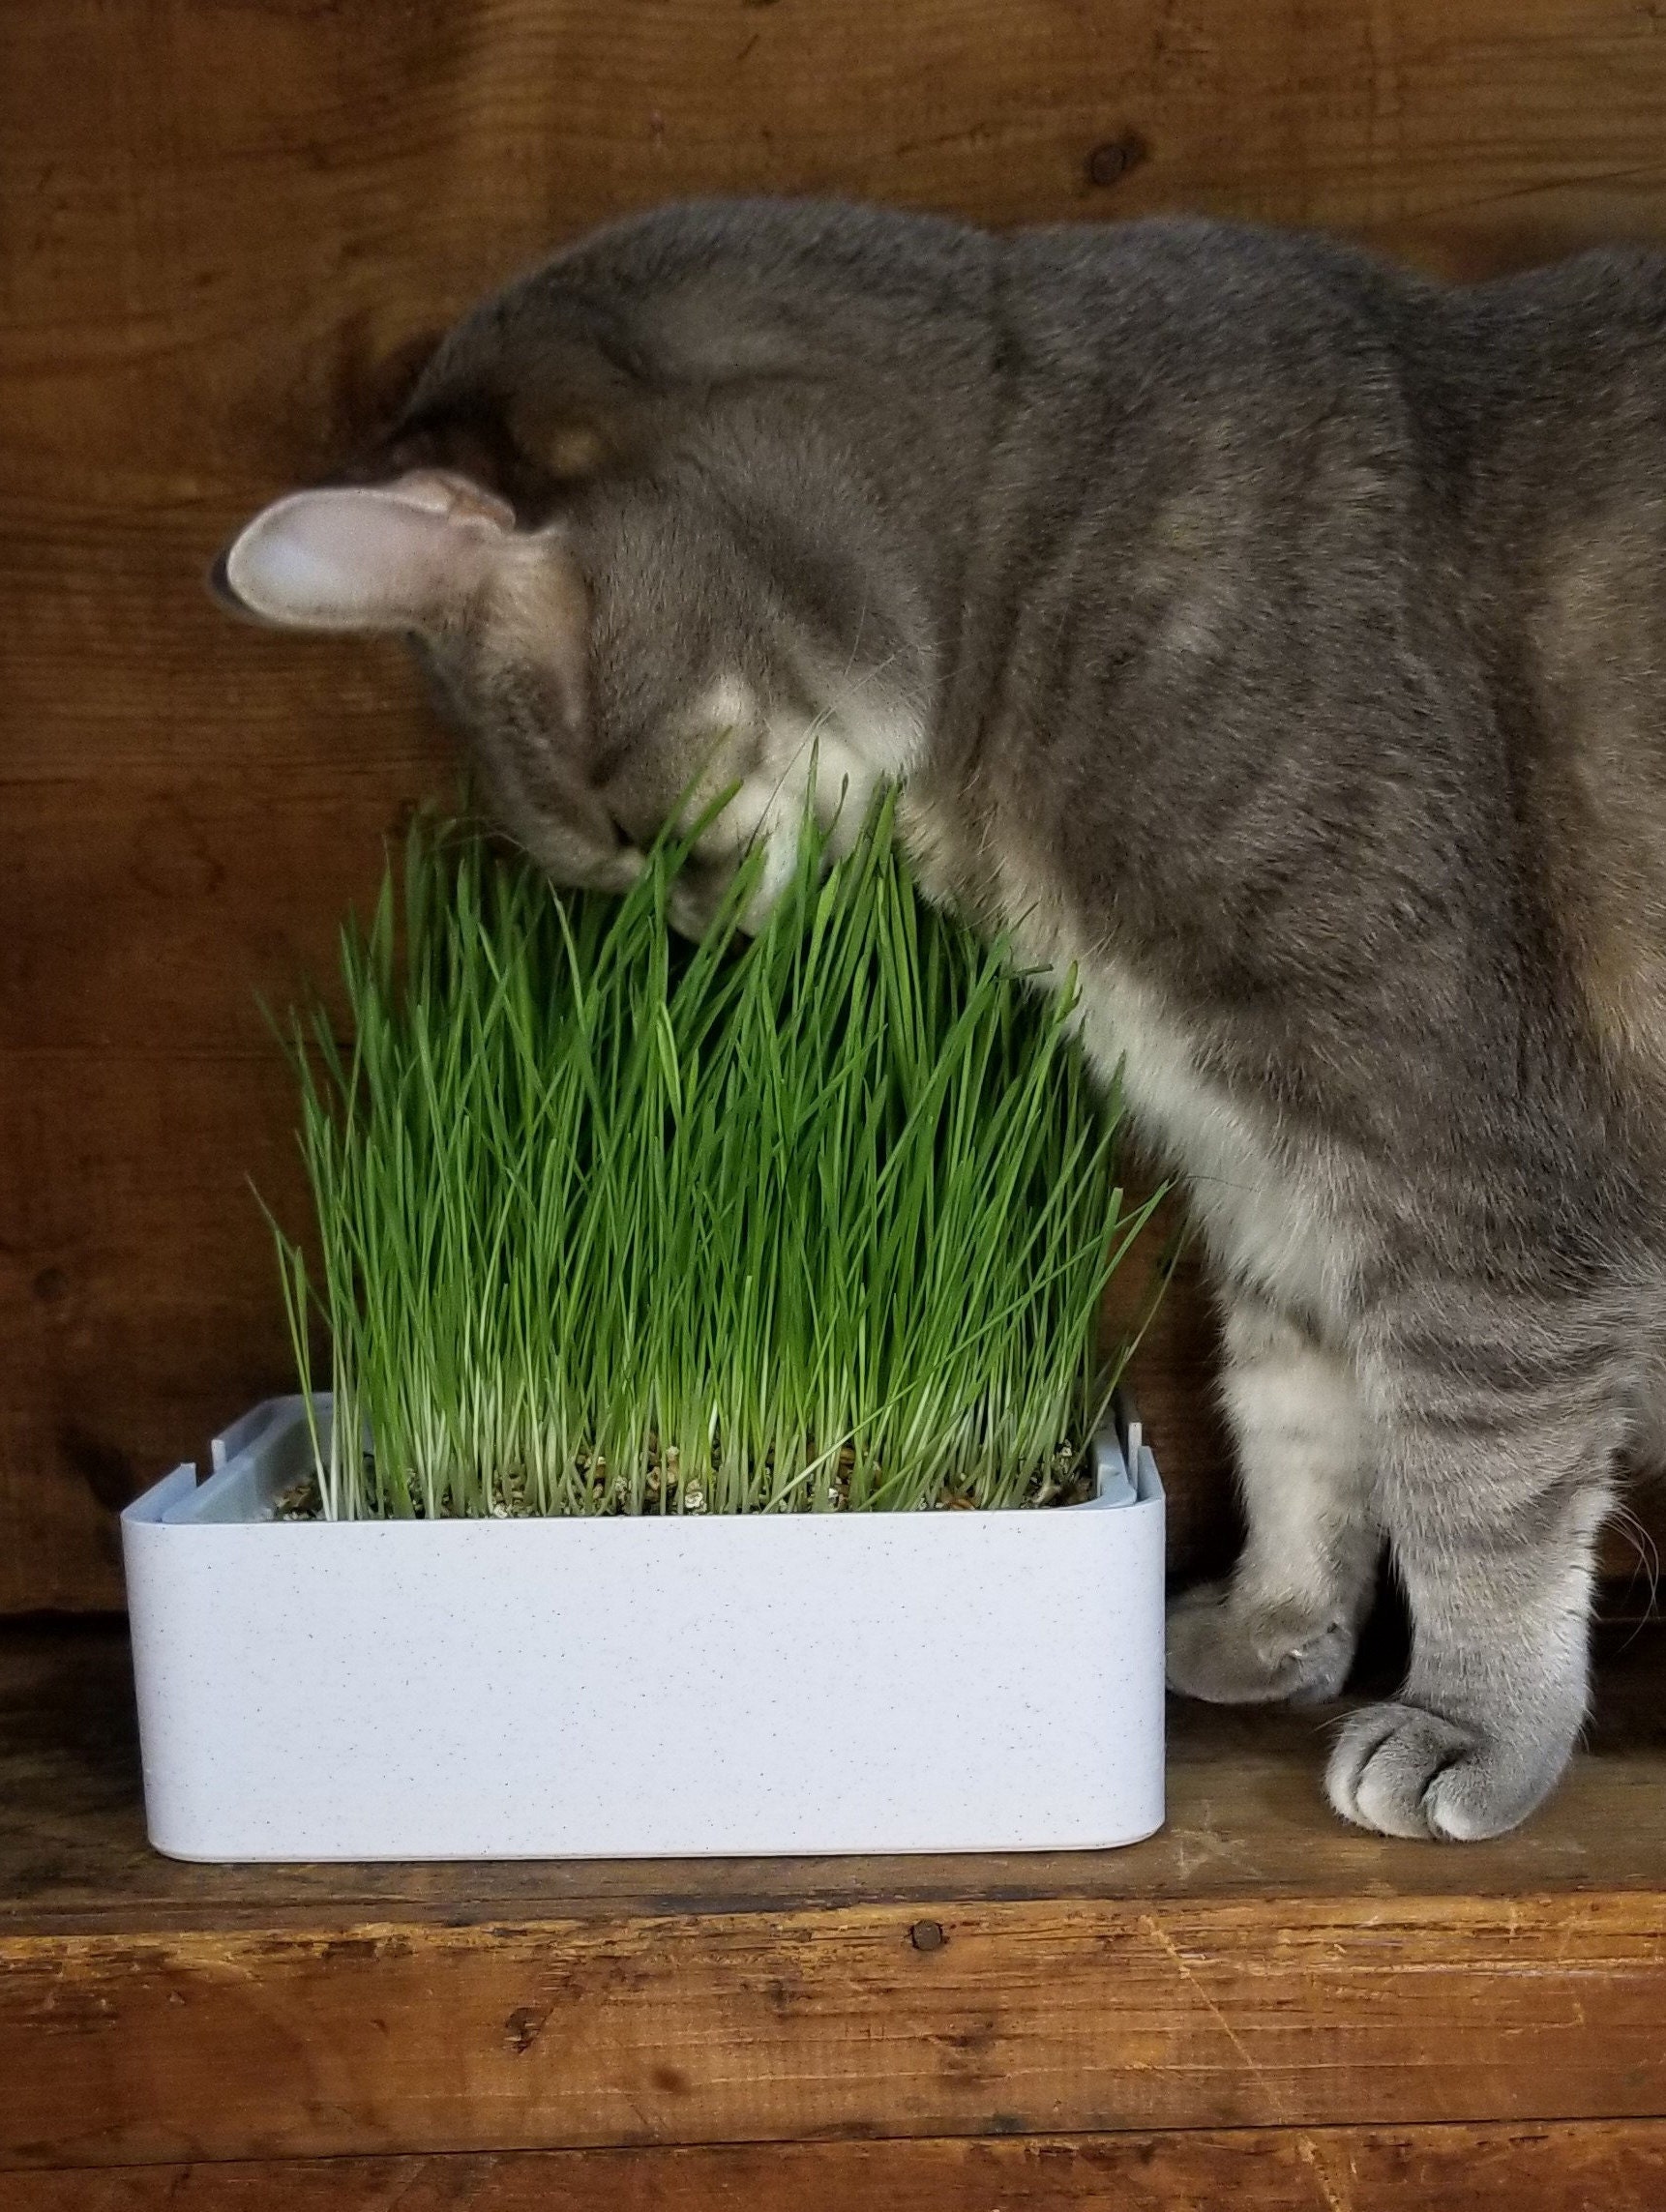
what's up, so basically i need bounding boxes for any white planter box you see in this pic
[122,1398,1164,1861]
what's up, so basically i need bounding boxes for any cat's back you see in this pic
[1450,250,1666,1085]
[401,198,1666,1112]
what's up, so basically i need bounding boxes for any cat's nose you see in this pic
[593,847,647,895]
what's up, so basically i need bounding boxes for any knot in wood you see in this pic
[1086,131,1147,189]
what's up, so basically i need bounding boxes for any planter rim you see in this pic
[124,1396,1150,1533]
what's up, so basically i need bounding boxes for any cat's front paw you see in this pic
[1166,1581,1358,1706]
[1324,1699,1572,1840]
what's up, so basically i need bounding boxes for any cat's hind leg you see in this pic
[1167,1291,1381,1706]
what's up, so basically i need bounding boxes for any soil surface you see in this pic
[271,1444,1094,1521]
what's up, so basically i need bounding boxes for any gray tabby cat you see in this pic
[219,198,1666,1840]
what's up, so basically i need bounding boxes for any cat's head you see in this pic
[213,247,933,929]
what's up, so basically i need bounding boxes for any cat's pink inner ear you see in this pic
[222,484,509,634]
[377,468,518,529]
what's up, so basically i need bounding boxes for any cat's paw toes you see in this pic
[1166,1582,1358,1707]
[1324,1700,1568,1841]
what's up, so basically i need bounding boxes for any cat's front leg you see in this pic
[1327,1313,1625,1840]
[1167,1291,1381,1705]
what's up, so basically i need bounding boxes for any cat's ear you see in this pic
[214,470,519,634]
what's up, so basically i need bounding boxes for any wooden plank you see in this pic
[12,2122,1666,2210]
[0,1047,318,1611]
[7,1891,1666,2168]
[0,763,456,1060]
[11,0,1666,1607]
[4,1624,1666,2168]
[9,1624,1666,1933]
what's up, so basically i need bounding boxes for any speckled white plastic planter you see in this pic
[121,1396,1164,1862]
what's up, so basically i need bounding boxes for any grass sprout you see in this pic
[267,792,1161,1518]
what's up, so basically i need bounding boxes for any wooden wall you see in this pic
[7,0,1666,1609]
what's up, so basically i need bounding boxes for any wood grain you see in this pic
[12,2123,1666,2210]
[9,1893,1666,2168]
[10,1622,1666,1934]
[4,1623,1666,2169]
[11,0,1666,1604]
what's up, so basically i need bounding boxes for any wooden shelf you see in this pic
[4,1619,1665,2207]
